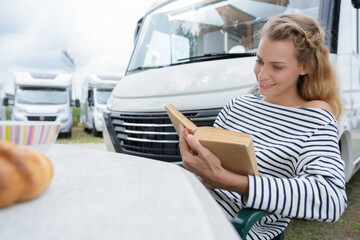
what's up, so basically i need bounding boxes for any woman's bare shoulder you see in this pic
[301,100,333,114]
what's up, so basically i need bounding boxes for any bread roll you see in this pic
[0,141,53,208]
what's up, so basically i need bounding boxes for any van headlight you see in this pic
[14,106,27,113]
[106,95,113,112]
[57,108,68,114]
[96,107,105,113]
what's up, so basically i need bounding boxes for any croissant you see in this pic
[0,141,54,208]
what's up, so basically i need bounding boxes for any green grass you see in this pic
[72,104,80,126]
[285,170,360,239]
[6,106,12,120]
[55,125,104,144]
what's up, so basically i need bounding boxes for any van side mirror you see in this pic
[88,98,94,107]
[352,0,360,8]
[3,97,9,106]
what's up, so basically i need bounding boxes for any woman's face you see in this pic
[253,36,307,106]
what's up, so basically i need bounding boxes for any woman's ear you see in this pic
[299,63,307,76]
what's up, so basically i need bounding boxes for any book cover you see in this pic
[165,104,259,176]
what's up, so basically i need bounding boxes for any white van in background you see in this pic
[81,74,121,137]
[0,82,5,120]
[103,0,360,182]
[3,72,80,137]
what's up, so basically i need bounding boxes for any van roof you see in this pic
[145,0,170,15]
[85,74,122,88]
[14,71,72,88]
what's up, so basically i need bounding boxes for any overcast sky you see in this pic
[0,0,158,95]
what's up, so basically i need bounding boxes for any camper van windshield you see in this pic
[17,87,68,105]
[128,0,321,73]
[97,90,112,104]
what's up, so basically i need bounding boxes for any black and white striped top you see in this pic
[210,94,347,240]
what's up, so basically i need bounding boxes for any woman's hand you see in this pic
[178,124,223,188]
[178,124,249,195]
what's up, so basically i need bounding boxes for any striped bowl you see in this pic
[0,121,60,153]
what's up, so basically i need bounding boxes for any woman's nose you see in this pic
[257,66,270,80]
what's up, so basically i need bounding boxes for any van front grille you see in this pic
[105,109,221,162]
[27,116,57,121]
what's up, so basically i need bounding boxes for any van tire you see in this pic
[92,120,102,137]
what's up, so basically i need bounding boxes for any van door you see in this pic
[87,89,94,128]
[351,7,360,162]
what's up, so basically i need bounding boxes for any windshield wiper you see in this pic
[177,52,254,62]
[18,100,36,104]
[38,102,64,105]
[127,65,164,73]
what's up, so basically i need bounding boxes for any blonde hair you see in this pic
[259,13,342,119]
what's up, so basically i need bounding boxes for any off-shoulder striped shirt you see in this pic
[210,94,347,240]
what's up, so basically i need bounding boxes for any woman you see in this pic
[179,13,347,240]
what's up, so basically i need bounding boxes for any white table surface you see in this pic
[0,144,241,240]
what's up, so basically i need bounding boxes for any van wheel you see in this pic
[92,121,101,137]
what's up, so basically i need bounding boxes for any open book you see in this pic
[165,104,259,176]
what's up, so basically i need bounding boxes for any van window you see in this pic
[143,31,189,66]
[17,87,68,105]
[96,90,112,104]
[128,0,321,72]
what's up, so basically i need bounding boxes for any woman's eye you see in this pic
[273,66,282,70]
[256,59,263,64]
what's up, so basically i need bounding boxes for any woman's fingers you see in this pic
[186,134,212,160]
[179,124,196,170]
[179,125,190,153]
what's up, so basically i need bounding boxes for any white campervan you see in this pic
[103,0,360,182]
[0,82,6,120]
[3,72,80,137]
[81,74,121,137]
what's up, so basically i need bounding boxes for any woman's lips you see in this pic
[259,81,276,89]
